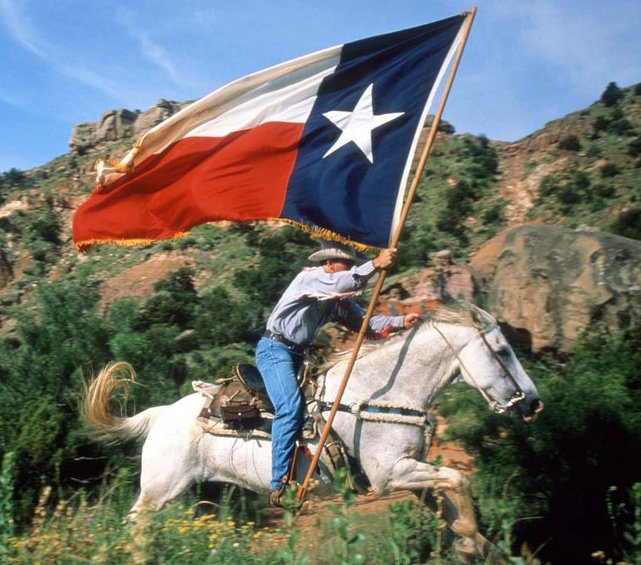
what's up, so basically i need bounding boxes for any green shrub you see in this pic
[601,82,624,107]
[0,168,26,187]
[380,499,443,564]
[0,452,15,562]
[593,115,610,135]
[593,183,616,198]
[441,327,641,563]
[586,144,602,159]
[32,213,60,243]
[538,174,557,199]
[482,202,504,225]
[557,171,592,207]
[558,135,581,151]
[396,228,439,270]
[628,136,641,157]
[234,226,315,308]
[139,267,198,327]
[609,117,633,136]
[622,483,641,561]
[0,278,114,523]
[599,163,620,178]
[611,208,641,240]
[194,287,257,346]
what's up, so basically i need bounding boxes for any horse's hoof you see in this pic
[453,538,476,564]
[269,484,287,507]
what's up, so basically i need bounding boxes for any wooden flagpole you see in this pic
[297,6,477,503]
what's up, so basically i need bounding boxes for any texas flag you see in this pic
[72,14,466,251]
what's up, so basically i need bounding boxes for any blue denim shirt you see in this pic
[265,261,404,345]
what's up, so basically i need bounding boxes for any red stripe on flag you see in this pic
[73,121,305,247]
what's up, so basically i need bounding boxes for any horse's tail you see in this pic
[82,361,165,444]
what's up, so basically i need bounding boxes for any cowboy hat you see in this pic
[308,240,366,262]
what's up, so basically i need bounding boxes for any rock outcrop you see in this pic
[470,224,641,352]
[69,99,185,154]
[381,249,475,315]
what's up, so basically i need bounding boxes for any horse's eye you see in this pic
[496,347,511,359]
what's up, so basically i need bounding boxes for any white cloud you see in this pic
[0,0,129,102]
[486,1,641,92]
[138,32,183,84]
[114,8,192,87]
[0,0,44,56]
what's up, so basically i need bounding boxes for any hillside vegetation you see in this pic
[1,82,640,563]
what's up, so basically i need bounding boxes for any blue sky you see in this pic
[1,0,640,173]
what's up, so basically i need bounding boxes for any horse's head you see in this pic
[454,323,544,421]
[430,303,543,422]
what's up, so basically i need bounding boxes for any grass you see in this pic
[4,450,641,564]
[6,484,272,565]
[3,470,457,565]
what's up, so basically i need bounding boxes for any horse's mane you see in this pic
[320,300,497,371]
[425,300,496,331]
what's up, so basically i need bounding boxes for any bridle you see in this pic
[433,322,526,414]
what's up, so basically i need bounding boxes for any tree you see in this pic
[601,82,623,107]
[1,168,26,187]
[138,267,198,327]
[0,278,112,524]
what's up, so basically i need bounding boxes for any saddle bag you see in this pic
[219,403,260,426]
[214,381,263,429]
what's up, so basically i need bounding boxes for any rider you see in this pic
[255,239,420,505]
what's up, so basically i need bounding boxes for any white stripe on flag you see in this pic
[185,63,338,138]
[137,45,342,159]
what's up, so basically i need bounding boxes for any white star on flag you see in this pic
[322,84,404,163]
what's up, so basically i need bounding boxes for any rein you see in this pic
[433,322,525,414]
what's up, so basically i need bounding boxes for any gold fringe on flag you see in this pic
[279,219,380,252]
[74,232,191,252]
[74,219,381,254]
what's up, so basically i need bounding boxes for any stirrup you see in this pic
[269,480,288,508]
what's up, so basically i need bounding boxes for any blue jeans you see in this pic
[255,337,304,490]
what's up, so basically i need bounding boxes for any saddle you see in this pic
[195,362,317,431]
[194,362,362,488]
[194,364,272,431]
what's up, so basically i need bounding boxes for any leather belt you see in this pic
[264,330,305,353]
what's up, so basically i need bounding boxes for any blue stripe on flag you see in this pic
[282,15,465,248]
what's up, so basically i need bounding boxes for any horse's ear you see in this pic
[469,304,485,328]
[469,303,495,330]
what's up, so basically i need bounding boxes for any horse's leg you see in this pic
[412,488,501,564]
[128,469,197,519]
[127,430,201,519]
[387,458,502,563]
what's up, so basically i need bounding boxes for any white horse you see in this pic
[83,301,543,562]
